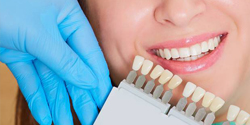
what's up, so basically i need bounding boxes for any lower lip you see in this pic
[149,36,227,74]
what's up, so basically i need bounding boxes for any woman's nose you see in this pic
[155,0,206,27]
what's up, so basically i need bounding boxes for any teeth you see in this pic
[202,92,215,108]
[159,49,165,58]
[190,44,202,56]
[132,56,145,71]
[168,75,182,89]
[236,110,250,125]
[154,36,221,61]
[158,70,173,84]
[182,82,197,98]
[184,57,191,61]
[201,41,209,52]
[170,48,180,58]
[150,65,164,79]
[179,48,190,58]
[208,38,215,50]
[190,55,198,60]
[191,87,206,102]
[227,105,240,121]
[209,97,225,113]
[213,37,219,47]
[141,60,153,75]
[164,49,172,60]
[156,50,160,57]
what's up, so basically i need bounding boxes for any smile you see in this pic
[153,35,222,61]
[148,32,227,74]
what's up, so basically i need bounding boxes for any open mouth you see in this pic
[153,35,223,61]
[147,32,228,74]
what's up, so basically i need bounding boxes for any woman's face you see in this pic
[84,0,250,120]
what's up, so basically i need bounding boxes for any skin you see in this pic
[82,0,250,122]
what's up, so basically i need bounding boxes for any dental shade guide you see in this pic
[176,82,197,111]
[195,92,215,122]
[126,56,144,84]
[95,55,229,125]
[185,87,206,117]
[204,97,225,125]
[222,105,240,125]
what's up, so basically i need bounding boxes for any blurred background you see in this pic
[0,62,18,125]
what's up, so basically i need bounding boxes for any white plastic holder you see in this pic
[94,80,204,125]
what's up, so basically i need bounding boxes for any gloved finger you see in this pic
[0,47,35,64]
[58,1,112,109]
[7,61,52,125]
[0,8,97,89]
[34,60,73,125]
[66,83,98,125]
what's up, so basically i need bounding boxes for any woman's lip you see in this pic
[149,34,227,74]
[148,32,226,49]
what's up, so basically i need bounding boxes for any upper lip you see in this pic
[147,32,226,50]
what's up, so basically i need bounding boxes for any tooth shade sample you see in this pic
[158,70,173,84]
[132,56,145,71]
[227,105,240,121]
[150,65,164,79]
[202,92,215,108]
[182,82,197,98]
[168,75,182,89]
[141,60,153,75]
[179,48,190,58]
[208,39,215,50]
[201,41,209,52]
[164,49,172,60]
[190,44,202,56]
[236,110,250,125]
[171,48,179,58]
[159,49,165,58]
[209,97,225,113]
[191,87,206,102]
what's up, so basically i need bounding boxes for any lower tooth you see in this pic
[177,58,185,61]
[191,56,198,60]
[184,57,191,61]
[198,54,205,58]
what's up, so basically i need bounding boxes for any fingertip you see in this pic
[41,116,52,125]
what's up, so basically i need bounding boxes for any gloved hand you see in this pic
[0,0,112,124]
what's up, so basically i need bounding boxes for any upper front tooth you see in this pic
[141,60,153,75]
[190,44,202,56]
[227,105,240,122]
[236,110,250,125]
[159,49,165,58]
[164,49,172,60]
[201,41,209,52]
[179,48,190,58]
[171,48,180,58]
[202,92,215,108]
[209,97,225,113]
[132,56,145,71]
[150,65,164,79]
[208,38,215,50]
[191,87,206,103]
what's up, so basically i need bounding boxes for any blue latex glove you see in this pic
[0,0,112,124]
